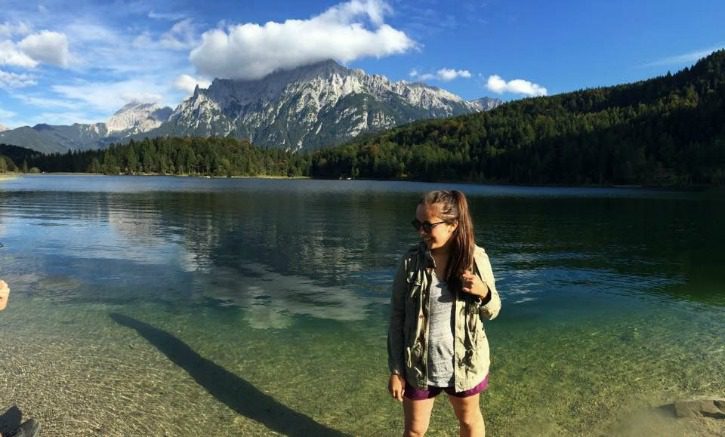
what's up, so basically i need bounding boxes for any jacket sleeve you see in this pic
[474,247,501,321]
[387,255,407,375]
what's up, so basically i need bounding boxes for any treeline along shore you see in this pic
[2,50,725,186]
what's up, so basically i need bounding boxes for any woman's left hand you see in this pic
[461,270,489,299]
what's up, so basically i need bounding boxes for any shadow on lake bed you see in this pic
[110,313,347,436]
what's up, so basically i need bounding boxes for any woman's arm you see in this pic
[0,280,9,311]
[474,248,501,321]
[387,257,407,376]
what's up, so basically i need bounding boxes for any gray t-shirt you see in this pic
[426,271,455,387]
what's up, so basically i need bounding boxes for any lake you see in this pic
[0,175,723,436]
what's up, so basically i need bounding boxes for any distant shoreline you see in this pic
[5,172,311,180]
[5,172,721,192]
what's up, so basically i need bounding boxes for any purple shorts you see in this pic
[404,375,489,400]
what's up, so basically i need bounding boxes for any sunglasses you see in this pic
[411,219,447,233]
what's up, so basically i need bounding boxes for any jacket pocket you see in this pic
[405,342,424,369]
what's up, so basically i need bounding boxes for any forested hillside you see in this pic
[2,137,309,177]
[310,50,725,185]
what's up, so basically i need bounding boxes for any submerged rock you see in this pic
[673,399,725,419]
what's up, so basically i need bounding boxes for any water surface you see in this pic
[0,175,723,436]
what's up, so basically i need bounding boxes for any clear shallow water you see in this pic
[0,175,723,436]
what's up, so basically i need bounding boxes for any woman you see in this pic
[387,190,501,437]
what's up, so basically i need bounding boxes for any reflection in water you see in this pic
[201,263,375,329]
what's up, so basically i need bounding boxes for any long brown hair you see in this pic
[420,190,475,286]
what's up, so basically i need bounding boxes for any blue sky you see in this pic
[0,0,723,128]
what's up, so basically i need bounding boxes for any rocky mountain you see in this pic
[0,124,7,132]
[106,102,173,136]
[1,60,501,153]
[0,102,172,154]
[152,60,492,150]
[471,97,503,111]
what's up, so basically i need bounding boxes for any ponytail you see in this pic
[450,190,475,281]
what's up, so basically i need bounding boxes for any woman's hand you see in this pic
[388,373,405,402]
[0,280,9,311]
[461,270,489,299]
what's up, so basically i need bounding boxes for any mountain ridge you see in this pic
[0,60,500,153]
[150,59,496,150]
[0,102,173,154]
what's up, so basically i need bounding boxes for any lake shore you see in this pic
[16,171,723,191]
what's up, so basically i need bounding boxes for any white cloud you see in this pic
[52,80,166,112]
[642,46,723,68]
[159,19,197,50]
[410,67,471,82]
[0,21,32,37]
[14,94,78,109]
[64,21,189,77]
[437,68,471,81]
[0,107,16,119]
[0,69,36,88]
[148,11,188,21]
[0,30,70,68]
[135,19,198,51]
[486,74,547,96]
[18,30,70,67]
[190,0,415,80]
[64,22,116,44]
[0,40,38,68]
[174,74,211,95]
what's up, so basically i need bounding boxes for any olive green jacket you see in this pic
[387,243,501,391]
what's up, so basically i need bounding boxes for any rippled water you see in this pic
[0,175,723,436]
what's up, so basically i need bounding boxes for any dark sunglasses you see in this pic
[411,219,446,233]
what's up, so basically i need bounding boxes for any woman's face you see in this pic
[415,203,458,252]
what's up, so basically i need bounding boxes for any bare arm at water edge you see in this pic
[0,279,9,311]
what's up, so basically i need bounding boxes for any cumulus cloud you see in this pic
[190,0,415,80]
[0,30,70,68]
[174,73,211,94]
[438,68,471,81]
[0,69,37,88]
[0,41,38,68]
[410,67,471,82]
[486,74,547,97]
[18,30,70,67]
